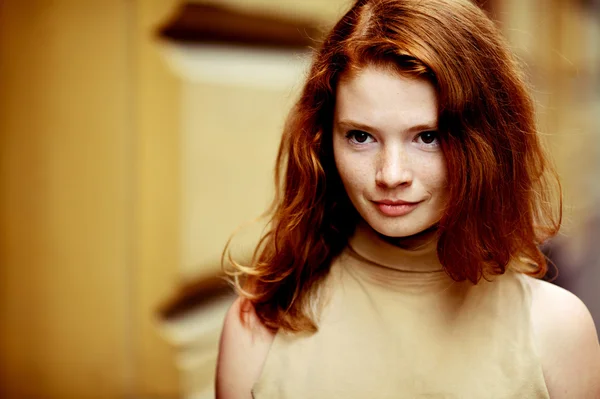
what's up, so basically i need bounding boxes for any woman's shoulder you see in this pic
[216,296,275,399]
[525,276,600,398]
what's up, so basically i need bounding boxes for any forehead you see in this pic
[334,65,438,131]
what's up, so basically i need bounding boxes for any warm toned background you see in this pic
[0,0,598,398]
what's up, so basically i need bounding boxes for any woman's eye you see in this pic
[417,131,439,145]
[346,130,373,144]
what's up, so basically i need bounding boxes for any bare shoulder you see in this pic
[216,296,276,399]
[525,276,600,398]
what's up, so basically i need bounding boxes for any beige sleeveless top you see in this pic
[252,223,550,398]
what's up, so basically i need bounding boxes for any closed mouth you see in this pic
[374,199,420,206]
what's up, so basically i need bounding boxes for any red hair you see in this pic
[223,0,562,332]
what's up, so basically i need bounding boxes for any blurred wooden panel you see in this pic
[0,1,134,398]
[190,0,351,23]
[133,0,181,396]
[157,2,321,47]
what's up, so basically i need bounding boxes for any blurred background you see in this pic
[0,0,598,398]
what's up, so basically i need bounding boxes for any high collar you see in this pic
[342,222,462,295]
[347,221,444,273]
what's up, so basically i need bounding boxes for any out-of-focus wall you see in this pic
[0,0,182,397]
[134,0,181,397]
[0,1,138,398]
[175,0,353,280]
[498,0,600,229]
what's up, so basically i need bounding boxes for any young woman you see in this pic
[216,0,600,397]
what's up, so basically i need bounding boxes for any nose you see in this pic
[375,145,413,188]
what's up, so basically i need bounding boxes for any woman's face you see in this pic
[332,65,448,238]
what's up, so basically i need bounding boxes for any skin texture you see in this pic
[216,298,274,399]
[333,66,447,243]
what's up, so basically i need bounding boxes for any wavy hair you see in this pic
[223,0,562,332]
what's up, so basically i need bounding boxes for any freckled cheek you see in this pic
[433,172,449,206]
[420,158,448,195]
[335,155,371,195]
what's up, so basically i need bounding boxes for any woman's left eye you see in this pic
[417,131,439,146]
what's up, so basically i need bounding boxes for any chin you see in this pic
[362,214,440,239]
[365,218,422,238]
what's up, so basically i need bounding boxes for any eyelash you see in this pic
[344,130,440,147]
[345,130,373,145]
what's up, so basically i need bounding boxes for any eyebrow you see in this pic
[336,119,438,134]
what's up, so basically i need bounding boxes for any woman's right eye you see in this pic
[346,130,374,145]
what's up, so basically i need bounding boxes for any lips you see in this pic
[372,199,421,216]
[375,199,419,206]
